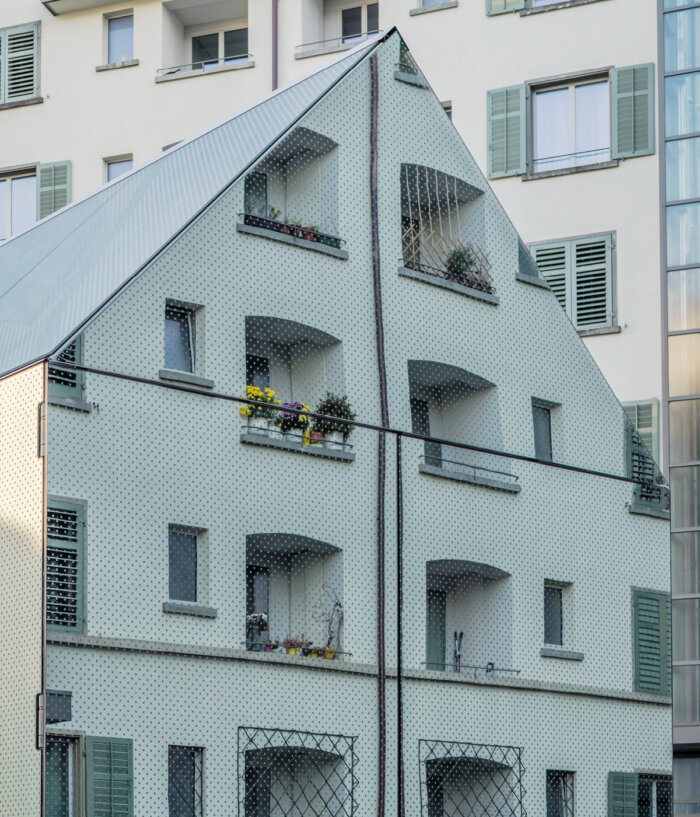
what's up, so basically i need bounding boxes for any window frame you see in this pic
[188,23,250,70]
[46,732,85,817]
[168,745,204,817]
[0,165,37,241]
[168,524,207,605]
[104,154,134,183]
[104,10,134,65]
[544,583,564,646]
[532,399,554,462]
[546,769,575,817]
[46,497,87,634]
[0,22,40,108]
[335,1,380,44]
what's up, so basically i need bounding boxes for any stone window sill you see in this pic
[295,42,354,60]
[520,0,610,14]
[522,160,619,181]
[158,369,215,389]
[236,223,349,259]
[0,96,43,112]
[409,1,459,15]
[96,58,140,72]
[162,601,217,618]
[394,70,428,88]
[578,325,621,337]
[399,266,499,305]
[540,646,584,661]
[156,60,254,83]
[419,462,521,493]
[515,272,550,290]
[240,431,355,462]
[49,396,92,413]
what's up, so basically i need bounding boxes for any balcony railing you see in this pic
[295,29,381,57]
[241,213,344,249]
[423,661,521,677]
[403,257,495,295]
[419,454,520,490]
[156,53,253,77]
[633,481,670,512]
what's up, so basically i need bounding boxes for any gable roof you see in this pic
[0,32,390,380]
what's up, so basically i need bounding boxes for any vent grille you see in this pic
[47,507,81,630]
[48,342,79,389]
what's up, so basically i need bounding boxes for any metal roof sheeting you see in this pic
[0,34,387,379]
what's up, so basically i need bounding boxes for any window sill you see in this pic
[155,60,255,83]
[240,431,355,462]
[162,601,217,618]
[520,0,611,14]
[48,396,92,413]
[577,325,621,337]
[295,42,355,60]
[522,159,619,181]
[399,266,499,304]
[236,223,349,259]
[158,369,215,389]
[515,272,550,290]
[540,646,584,661]
[628,502,670,521]
[0,96,43,112]
[394,70,428,88]
[409,1,459,15]
[419,462,521,493]
[96,58,140,72]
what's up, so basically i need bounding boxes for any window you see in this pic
[633,589,671,695]
[246,354,270,390]
[192,27,248,69]
[487,65,654,178]
[546,771,574,817]
[0,24,39,105]
[165,304,195,373]
[544,584,563,646]
[410,397,442,467]
[673,757,700,816]
[106,157,133,182]
[608,772,672,817]
[46,736,77,817]
[623,401,659,463]
[48,337,84,403]
[244,171,268,219]
[530,234,614,332]
[107,14,134,63]
[169,528,199,603]
[85,736,133,816]
[532,400,553,461]
[441,100,452,120]
[425,587,446,671]
[0,170,36,240]
[246,564,269,649]
[341,3,378,43]
[47,501,85,633]
[168,746,203,817]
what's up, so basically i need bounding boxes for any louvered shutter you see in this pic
[608,772,638,817]
[86,737,134,817]
[0,24,38,104]
[532,241,570,314]
[486,0,525,15]
[612,64,655,159]
[46,502,84,632]
[633,590,671,695]
[623,401,658,463]
[625,422,655,483]
[573,235,613,329]
[48,337,83,399]
[487,85,526,178]
[37,161,72,220]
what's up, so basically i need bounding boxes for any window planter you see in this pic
[241,213,343,249]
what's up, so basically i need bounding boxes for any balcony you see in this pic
[295,1,380,59]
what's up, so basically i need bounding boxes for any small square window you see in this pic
[106,158,133,182]
[546,770,575,817]
[168,746,203,817]
[532,401,553,461]
[165,304,195,373]
[169,528,198,603]
[108,15,133,63]
[0,172,36,241]
[544,584,563,646]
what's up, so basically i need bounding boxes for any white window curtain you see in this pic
[534,88,570,171]
[574,81,610,165]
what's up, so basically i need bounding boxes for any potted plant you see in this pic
[289,219,304,239]
[313,393,356,450]
[246,611,268,650]
[263,639,274,653]
[303,225,319,242]
[276,402,310,444]
[445,246,475,285]
[312,584,344,659]
[282,636,303,656]
[300,635,312,657]
[240,386,279,434]
[318,232,342,250]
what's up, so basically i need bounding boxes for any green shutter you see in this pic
[37,160,72,220]
[486,0,525,15]
[612,63,655,159]
[625,422,655,482]
[532,241,571,314]
[633,590,671,696]
[46,500,84,633]
[48,336,84,400]
[487,85,526,178]
[86,736,133,817]
[623,400,659,463]
[608,772,638,817]
[0,24,38,105]
[426,589,446,671]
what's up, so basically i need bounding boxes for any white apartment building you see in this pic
[0,32,673,816]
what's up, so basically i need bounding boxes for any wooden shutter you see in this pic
[612,64,655,159]
[573,235,613,329]
[608,772,638,817]
[633,590,671,695]
[0,24,38,105]
[487,85,526,178]
[37,160,72,220]
[48,336,83,399]
[46,501,84,632]
[623,400,659,463]
[486,0,525,15]
[532,241,570,313]
[625,422,655,482]
[86,736,134,817]
[426,589,446,671]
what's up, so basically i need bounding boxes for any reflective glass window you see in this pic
[669,334,700,396]
[667,137,700,201]
[670,465,700,527]
[11,175,36,236]
[108,15,133,63]
[673,599,700,661]
[673,756,700,811]
[107,159,133,182]
[224,28,248,62]
[670,399,700,463]
[667,202,700,267]
[665,8,700,72]
[665,73,700,138]
[669,268,700,331]
[672,531,700,594]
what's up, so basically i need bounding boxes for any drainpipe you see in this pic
[272,0,279,91]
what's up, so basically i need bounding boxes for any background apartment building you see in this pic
[0,0,695,803]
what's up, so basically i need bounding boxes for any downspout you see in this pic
[272,0,279,91]
[369,52,388,817]
[396,436,405,817]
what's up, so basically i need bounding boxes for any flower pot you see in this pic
[323,431,344,451]
[285,646,297,656]
[248,416,269,435]
[323,648,335,660]
[284,429,303,445]
[302,647,311,657]
[302,229,317,242]
[310,648,320,658]
[263,644,273,653]
[268,424,283,441]
[337,652,345,662]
